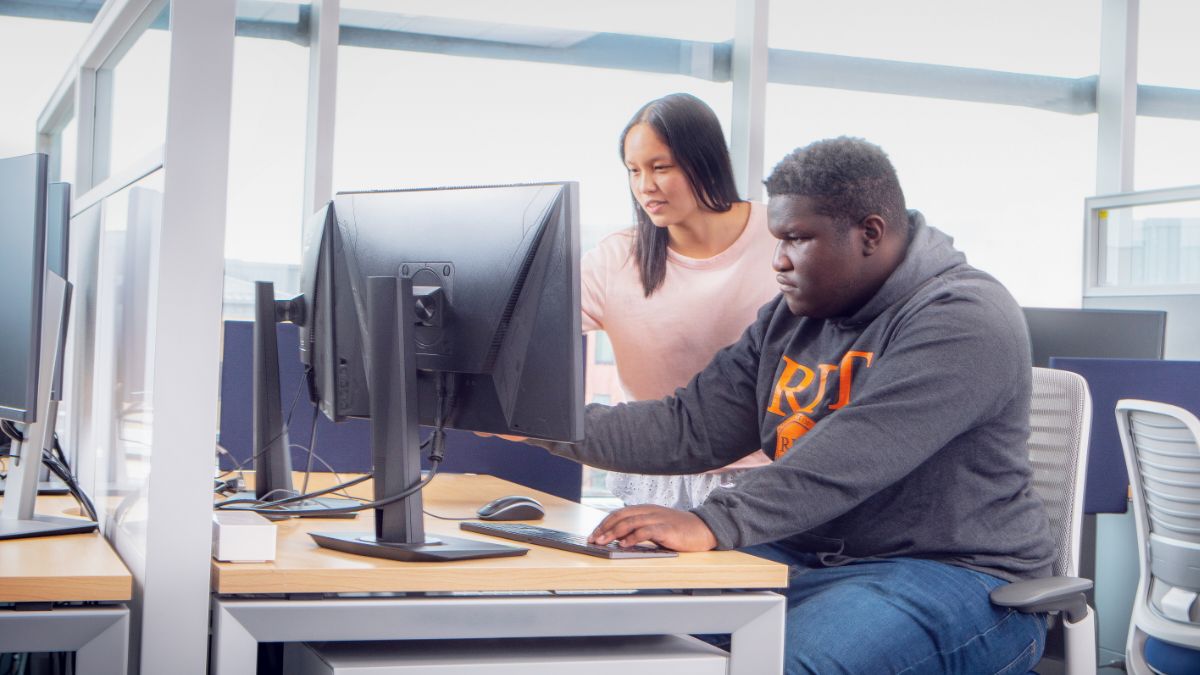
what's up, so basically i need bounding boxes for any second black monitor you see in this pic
[1023,307,1167,367]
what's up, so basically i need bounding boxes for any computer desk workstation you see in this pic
[0,494,131,675]
[210,473,788,674]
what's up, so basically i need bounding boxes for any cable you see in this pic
[41,448,97,522]
[216,365,464,517]
[213,473,371,509]
[216,371,308,480]
[214,477,241,494]
[216,461,438,516]
[48,436,96,521]
[217,376,457,517]
[300,406,319,497]
[423,510,475,521]
[0,429,96,522]
[216,364,409,494]
[214,444,246,487]
[51,433,70,473]
[1,420,23,444]
[288,442,359,500]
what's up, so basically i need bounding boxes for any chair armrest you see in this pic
[990,576,1093,623]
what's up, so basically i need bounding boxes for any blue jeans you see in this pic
[741,542,1047,675]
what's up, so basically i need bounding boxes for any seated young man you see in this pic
[527,137,1054,674]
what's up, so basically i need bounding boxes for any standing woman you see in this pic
[582,93,777,509]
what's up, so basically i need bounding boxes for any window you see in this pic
[340,0,735,42]
[223,18,311,319]
[99,2,171,181]
[0,16,88,158]
[77,169,165,541]
[768,0,1099,77]
[764,86,1096,307]
[1138,0,1200,89]
[334,46,731,246]
[1134,1,1200,191]
[1089,190,1200,291]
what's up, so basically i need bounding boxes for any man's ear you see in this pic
[860,214,886,255]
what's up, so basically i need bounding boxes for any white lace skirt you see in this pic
[605,470,745,510]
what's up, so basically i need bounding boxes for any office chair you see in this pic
[990,367,1097,674]
[1116,399,1200,675]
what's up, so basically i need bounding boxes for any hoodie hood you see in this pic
[842,210,966,327]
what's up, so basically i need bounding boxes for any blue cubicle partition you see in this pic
[1049,358,1200,514]
[218,321,583,502]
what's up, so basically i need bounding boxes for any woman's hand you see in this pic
[589,505,718,552]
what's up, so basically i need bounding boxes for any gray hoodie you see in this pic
[536,212,1055,581]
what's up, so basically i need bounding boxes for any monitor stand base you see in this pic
[0,515,97,540]
[309,531,527,562]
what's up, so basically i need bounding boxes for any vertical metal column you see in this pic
[139,0,237,671]
[731,0,769,201]
[302,0,340,236]
[1096,0,1139,195]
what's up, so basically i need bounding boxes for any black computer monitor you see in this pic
[1022,307,1167,367]
[0,154,48,425]
[250,182,582,561]
[0,154,94,538]
[3,181,74,497]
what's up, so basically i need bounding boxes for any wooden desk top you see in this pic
[0,497,132,603]
[212,474,787,595]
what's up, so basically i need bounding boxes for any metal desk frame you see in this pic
[0,604,129,675]
[212,590,784,674]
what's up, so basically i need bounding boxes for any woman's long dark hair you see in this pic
[620,93,742,297]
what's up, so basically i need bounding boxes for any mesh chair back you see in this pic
[1028,368,1092,578]
[1124,406,1200,545]
[1121,402,1200,600]
[1118,400,1200,653]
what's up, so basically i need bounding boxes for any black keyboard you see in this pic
[460,522,678,559]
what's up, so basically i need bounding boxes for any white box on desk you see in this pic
[212,511,276,562]
[284,635,729,674]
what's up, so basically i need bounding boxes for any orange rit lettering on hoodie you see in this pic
[768,351,874,459]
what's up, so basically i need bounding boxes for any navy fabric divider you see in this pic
[218,320,582,502]
[1048,358,1200,514]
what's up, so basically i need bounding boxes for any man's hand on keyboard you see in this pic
[589,505,718,552]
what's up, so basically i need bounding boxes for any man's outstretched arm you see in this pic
[526,301,776,476]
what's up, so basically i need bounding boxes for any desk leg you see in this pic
[211,600,258,675]
[729,593,785,675]
[75,608,129,675]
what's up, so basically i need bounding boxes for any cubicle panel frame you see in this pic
[1083,184,1200,297]
[34,0,238,673]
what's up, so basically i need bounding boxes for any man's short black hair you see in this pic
[764,137,908,237]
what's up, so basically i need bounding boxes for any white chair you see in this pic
[991,367,1097,674]
[1117,399,1200,675]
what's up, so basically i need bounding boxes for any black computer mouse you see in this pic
[476,495,545,521]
